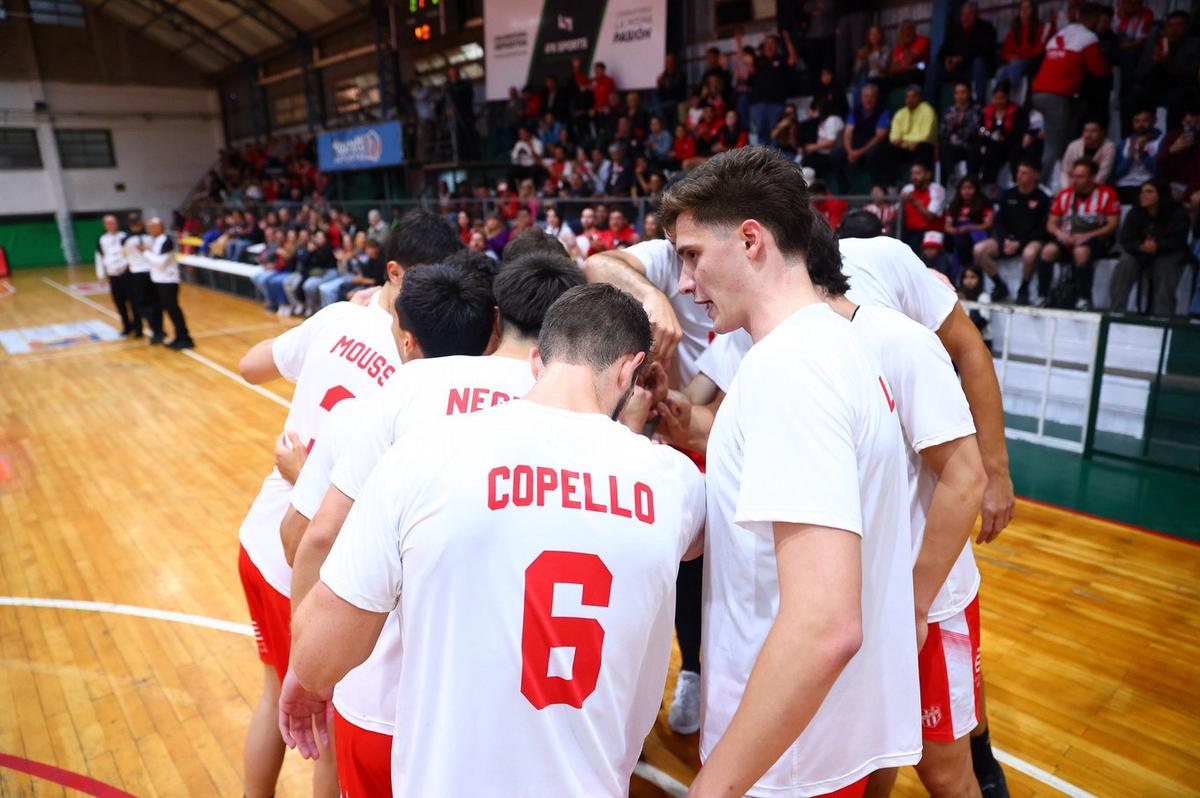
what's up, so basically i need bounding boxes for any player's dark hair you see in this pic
[538,284,651,373]
[395,263,494,358]
[659,146,848,295]
[837,209,884,239]
[444,248,500,282]
[1072,156,1099,176]
[502,227,568,262]
[493,252,584,339]
[384,209,463,269]
[1017,158,1041,173]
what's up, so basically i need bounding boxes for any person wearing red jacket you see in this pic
[995,0,1052,100]
[1031,6,1109,179]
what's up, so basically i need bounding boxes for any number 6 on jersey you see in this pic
[520,551,612,710]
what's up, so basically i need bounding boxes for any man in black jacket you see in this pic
[973,160,1050,304]
[926,2,996,110]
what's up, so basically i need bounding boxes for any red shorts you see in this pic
[237,545,291,682]
[334,708,392,797]
[820,776,867,798]
[918,595,982,742]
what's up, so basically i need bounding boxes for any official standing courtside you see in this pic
[95,214,140,335]
[122,212,163,340]
[144,217,194,350]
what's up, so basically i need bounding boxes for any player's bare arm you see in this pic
[239,338,282,384]
[912,435,987,635]
[583,249,682,364]
[290,486,355,610]
[688,523,863,798]
[282,581,386,759]
[937,306,1014,542]
[280,504,307,567]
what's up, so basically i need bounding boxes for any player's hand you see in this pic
[351,286,381,307]
[977,471,1014,543]
[618,383,656,432]
[278,668,332,760]
[655,390,694,449]
[641,289,683,367]
[639,361,670,409]
[274,432,307,485]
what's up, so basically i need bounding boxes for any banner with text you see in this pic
[317,121,404,172]
[484,0,666,101]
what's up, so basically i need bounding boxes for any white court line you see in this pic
[0,596,253,637]
[42,276,292,409]
[39,279,1097,798]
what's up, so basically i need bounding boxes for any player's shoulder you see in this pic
[856,304,944,358]
[625,238,677,271]
[744,304,852,373]
[839,233,915,264]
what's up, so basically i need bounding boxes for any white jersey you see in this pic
[321,400,705,797]
[851,306,980,622]
[123,232,153,275]
[840,236,958,332]
[237,298,400,596]
[293,355,535,736]
[95,232,129,278]
[695,330,752,394]
[626,239,713,386]
[701,304,920,796]
[145,234,180,284]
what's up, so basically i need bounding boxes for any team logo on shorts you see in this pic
[921,705,943,729]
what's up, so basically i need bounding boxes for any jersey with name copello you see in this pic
[237,299,399,596]
[321,400,705,796]
[700,303,921,797]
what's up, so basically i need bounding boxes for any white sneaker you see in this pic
[667,670,701,735]
[276,305,292,317]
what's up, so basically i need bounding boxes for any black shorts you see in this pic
[1053,237,1110,263]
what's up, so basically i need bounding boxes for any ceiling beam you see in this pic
[87,0,248,65]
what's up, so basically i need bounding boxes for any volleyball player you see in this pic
[233,210,461,798]
[280,251,582,796]
[280,284,706,796]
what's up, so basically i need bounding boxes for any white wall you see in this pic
[0,81,221,218]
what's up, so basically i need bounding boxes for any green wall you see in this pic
[0,215,111,269]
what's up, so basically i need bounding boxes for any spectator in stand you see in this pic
[830,82,893,191]
[1158,106,1200,207]
[576,206,601,257]
[520,85,543,122]
[468,229,491,258]
[594,208,638,250]
[1039,156,1121,310]
[588,147,612,195]
[919,230,953,276]
[779,0,833,82]
[996,0,1051,103]
[591,62,616,111]
[712,110,748,155]
[604,142,634,196]
[854,24,891,96]
[958,265,993,350]
[1114,0,1154,100]
[511,127,545,183]
[975,160,1052,304]
[863,185,898,236]
[673,123,701,170]
[1131,11,1200,131]
[771,103,801,159]
[899,160,946,252]
[699,47,732,103]
[889,85,937,173]
[940,82,983,181]
[1060,120,1116,189]
[366,209,388,245]
[694,105,722,160]
[444,65,478,160]
[623,92,649,139]
[1111,179,1190,315]
[944,175,994,273]
[809,67,849,121]
[799,100,844,182]
[1114,107,1163,204]
[927,2,996,109]
[543,206,583,261]
[296,229,336,316]
[483,214,510,258]
[642,212,662,240]
[1031,5,1110,180]
[749,35,795,145]
[979,82,1030,187]
[538,112,564,147]
[810,180,849,230]
[731,39,755,129]
[654,53,687,124]
[317,231,366,307]
[268,229,304,314]
[543,75,568,120]
[885,21,931,93]
[412,80,441,163]
[1080,4,1117,134]
[645,116,674,170]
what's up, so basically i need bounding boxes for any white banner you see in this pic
[484,0,667,102]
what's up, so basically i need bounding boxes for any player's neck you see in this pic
[523,363,606,416]
[824,294,857,322]
[744,258,825,342]
[376,282,399,312]
[492,333,536,361]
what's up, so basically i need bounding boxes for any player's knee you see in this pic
[918,753,976,798]
[1072,246,1090,266]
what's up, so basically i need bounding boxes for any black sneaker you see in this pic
[1016,285,1030,306]
[991,279,1010,302]
[166,338,195,350]
[149,335,165,345]
[977,761,1010,798]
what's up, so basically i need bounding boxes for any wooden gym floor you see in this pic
[1,266,1198,797]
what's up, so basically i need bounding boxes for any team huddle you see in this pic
[232,146,1015,798]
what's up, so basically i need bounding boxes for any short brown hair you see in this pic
[1072,156,1099,176]
[659,146,848,295]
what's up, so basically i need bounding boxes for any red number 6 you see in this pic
[520,551,612,710]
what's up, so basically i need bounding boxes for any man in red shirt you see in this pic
[899,161,946,253]
[594,208,639,250]
[1036,156,1120,310]
[1030,5,1110,178]
[591,62,616,111]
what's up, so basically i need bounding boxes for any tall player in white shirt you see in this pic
[661,147,920,798]
[280,284,706,796]
[282,250,583,796]
[233,210,462,798]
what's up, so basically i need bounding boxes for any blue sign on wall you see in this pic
[317,121,404,172]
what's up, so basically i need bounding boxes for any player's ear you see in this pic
[618,351,646,393]
[740,220,765,261]
[400,330,423,362]
[483,306,501,356]
[529,347,544,380]
[385,260,404,285]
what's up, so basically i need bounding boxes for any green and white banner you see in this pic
[484,0,666,101]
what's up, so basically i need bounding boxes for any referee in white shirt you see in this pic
[95,214,139,335]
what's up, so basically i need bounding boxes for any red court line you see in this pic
[0,753,135,797]
[1015,494,1200,548]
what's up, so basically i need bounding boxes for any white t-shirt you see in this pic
[817,115,846,144]
[145,234,180,284]
[292,355,535,736]
[321,400,705,797]
[626,239,713,387]
[851,306,980,622]
[701,303,920,796]
[695,330,753,394]
[237,298,400,596]
[839,236,958,332]
[123,232,153,274]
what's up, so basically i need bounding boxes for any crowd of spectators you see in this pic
[187,0,1200,317]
